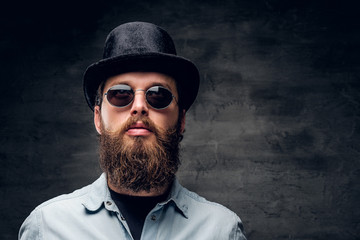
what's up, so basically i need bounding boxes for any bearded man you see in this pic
[19,22,246,240]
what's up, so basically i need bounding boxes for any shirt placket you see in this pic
[104,199,134,240]
[140,204,164,240]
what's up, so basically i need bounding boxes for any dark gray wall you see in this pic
[1,0,359,239]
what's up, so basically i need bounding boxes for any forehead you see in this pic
[104,72,177,93]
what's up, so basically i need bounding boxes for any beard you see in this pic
[98,115,183,193]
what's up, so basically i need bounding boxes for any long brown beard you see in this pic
[99,116,182,193]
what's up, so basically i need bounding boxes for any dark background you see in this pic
[1,0,359,239]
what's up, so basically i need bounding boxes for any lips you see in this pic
[126,122,153,136]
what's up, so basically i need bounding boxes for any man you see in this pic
[19,22,246,240]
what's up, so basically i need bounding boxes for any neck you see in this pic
[108,181,170,197]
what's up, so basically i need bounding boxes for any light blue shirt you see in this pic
[19,174,246,239]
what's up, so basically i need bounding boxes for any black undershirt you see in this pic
[109,189,169,240]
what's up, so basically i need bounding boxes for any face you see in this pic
[94,72,185,193]
[94,72,185,138]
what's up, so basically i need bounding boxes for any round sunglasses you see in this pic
[104,84,177,109]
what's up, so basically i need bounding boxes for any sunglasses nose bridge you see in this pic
[130,89,149,115]
[134,89,146,101]
[134,88,152,105]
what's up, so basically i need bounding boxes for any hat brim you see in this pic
[83,52,200,111]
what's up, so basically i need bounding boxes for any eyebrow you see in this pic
[110,81,173,91]
[149,82,172,90]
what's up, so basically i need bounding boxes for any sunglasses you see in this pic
[104,84,177,109]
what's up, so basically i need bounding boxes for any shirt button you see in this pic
[106,201,112,206]
[151,215,157,221]
[121,215,126,221]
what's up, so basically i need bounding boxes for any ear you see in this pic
[180,109,186,133]
[94,105,102,135]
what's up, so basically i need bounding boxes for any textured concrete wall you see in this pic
[1,0,359,239]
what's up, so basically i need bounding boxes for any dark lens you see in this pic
[106,85,134,107]
[146,86,173,109]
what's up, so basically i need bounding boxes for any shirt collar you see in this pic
[81,173,189,218]
[81,173,112,212]
[162,178,189,218]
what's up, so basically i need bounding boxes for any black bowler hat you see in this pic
[83,22,200,111]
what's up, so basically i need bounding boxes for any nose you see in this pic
[130,90,149,116]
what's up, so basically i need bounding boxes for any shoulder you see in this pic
[35,185,91,207]
[174,182,246,239]
[182,185,240,219]
[19,175,106,240]
[36,184,91,210]
[31,174,107,213]
[26,179,98,222]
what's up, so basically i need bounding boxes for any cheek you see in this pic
[152,110,179,130]
[169,112,180,128]
[100,108,128,132]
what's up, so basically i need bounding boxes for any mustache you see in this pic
[107,115,159,136]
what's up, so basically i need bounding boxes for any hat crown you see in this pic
[103,22,177,58]
[84,21,199,112]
